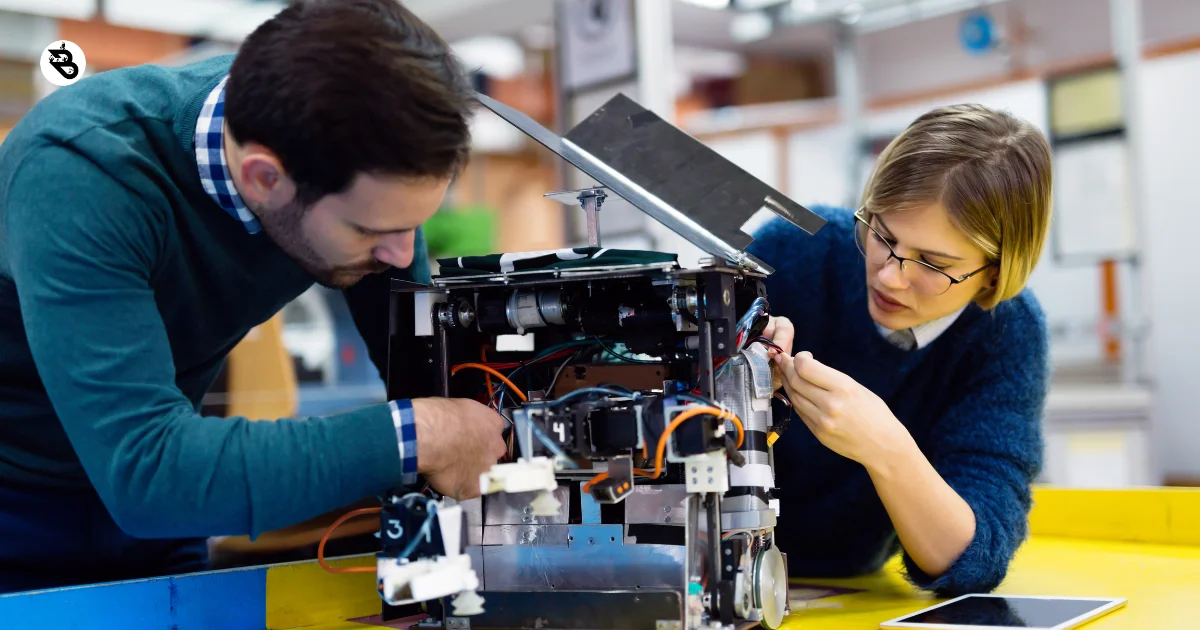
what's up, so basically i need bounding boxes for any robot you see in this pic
[370,90,825,630]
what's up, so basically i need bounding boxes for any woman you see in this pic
[749,103,1052,597]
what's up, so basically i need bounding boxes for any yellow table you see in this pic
[779,487,1200,629]
[294,487,1200,630]
[781,535,1200,628]
[6,488,1193,629]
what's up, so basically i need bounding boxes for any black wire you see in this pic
[593,336,661,364]
[751,336,784,354]
[545,350,580,398]
[675,391,717,406]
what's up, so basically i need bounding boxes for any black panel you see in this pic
[565,93,827,244]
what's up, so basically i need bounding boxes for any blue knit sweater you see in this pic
[747,206,1049,597]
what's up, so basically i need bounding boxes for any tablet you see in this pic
[880,594,1127,629]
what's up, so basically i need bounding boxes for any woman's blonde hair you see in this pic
[861,103,1053,310]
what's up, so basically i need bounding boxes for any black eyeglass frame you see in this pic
[853,207,994,296]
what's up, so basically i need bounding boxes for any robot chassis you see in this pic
[370,91,826,630]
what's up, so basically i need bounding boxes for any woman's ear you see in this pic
[974,267,1000,298]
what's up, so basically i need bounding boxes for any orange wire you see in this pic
[480,347,495,399]
[582,469,654,493]
[583,405,745,491]
[651,406,744,478]
[451,363,528,402]
[318,507,383,574]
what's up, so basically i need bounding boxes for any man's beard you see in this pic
[258,202,390,289]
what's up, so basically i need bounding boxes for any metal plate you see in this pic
[482,525,571,547]
[444,590,683,630]
[625,485,691,525]
[475,92,827,275]
[483,487,571,526]
[480,543,686,591]
[567,525,624,547]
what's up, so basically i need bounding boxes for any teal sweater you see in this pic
[0,56,428,539]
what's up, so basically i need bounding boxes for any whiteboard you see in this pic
[1052,135,1137,261]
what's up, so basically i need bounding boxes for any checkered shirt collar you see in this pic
[194,75,261,234]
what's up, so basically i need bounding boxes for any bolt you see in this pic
[723,289,731,305]
[707,466,713,473]
[664,505,672,513]
[725,548,732,556]
[718,343,725,350]
[664,516,672,523]
[692,478,698,484]
[524,506,532,514]
[523,516,532,523]
[708,477,713,483]
[428,359,433,363]
[717,326,725,334]
[692,466,698,473]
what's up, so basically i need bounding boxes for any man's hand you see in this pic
[411,398,507,500]
[773,351,915,471]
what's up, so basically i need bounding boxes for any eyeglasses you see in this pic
[853,208,993,296]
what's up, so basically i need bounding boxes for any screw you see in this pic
[664,505,672,513]
[428,359,433,363]
[691,467,698,473]
[523,506,532,514]
[523,516,532,523]
[725,548,732,556]
[588,537,595,545]
[665,516,672,523]
[707,466,713,473]
[718,343,725,350]
[723,289,731,305]
[692,478,698,484]
[708,477,713,483]
[717,326,725,334]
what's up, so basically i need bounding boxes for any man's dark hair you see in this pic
[225,0,475,206]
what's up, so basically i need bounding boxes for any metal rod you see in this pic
[706,493,723,619]
[581,193,602,247]
[1110,0,1147,387]
[835,21,864,209]
[699,321,715,398]
[437,322,449,398]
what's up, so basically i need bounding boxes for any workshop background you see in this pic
[0,0,1195,492]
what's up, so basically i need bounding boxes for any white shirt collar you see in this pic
[877,305,967,350]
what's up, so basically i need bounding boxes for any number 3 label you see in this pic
[386,519,403,540]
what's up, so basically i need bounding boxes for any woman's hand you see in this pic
[762,316,794,390]
[761,316,795,356]
[773,350,915,470]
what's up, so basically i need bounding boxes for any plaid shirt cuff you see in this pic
[389,399,420,487]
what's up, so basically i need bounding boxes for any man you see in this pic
[0,0,506,593]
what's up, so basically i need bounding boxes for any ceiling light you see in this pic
[680,0,732,10]
[730,11,773,42]
[734,0,789,10]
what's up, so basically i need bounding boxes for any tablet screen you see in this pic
[892,595,1119,628]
